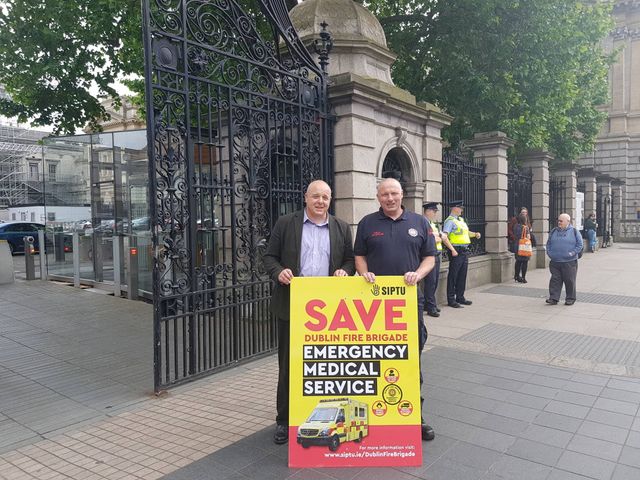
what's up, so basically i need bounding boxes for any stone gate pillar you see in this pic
[422,112,446,211]
[577,168,597,217]
[552,164,578,223]
[521,150,552,268]
[467,131,515,282]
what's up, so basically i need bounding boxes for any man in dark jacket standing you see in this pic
[264,180,355,445]
[546,213,583,306]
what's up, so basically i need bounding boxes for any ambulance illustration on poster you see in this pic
[297,398,368,451]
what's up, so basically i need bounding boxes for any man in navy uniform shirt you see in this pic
[422,202,444,317]
[354,177,437,441]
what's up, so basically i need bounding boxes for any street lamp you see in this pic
[313,21,333,75]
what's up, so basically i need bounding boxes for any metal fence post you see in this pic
[73,232,80,287]
[54,232,66,262]
[127,236,138,301]
[38,230,47,281]
[113,234,122,297]
[24,236,36,280]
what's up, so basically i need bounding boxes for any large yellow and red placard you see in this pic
[288,276,422,468]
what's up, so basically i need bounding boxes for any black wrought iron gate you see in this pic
[142,0,332,391]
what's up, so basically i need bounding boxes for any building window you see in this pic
[48,163,57,181]
[29,163,39,180]
[21,212,26,221]
[11,213,16,221]
[47,212,56,222]
[30,212,35,222]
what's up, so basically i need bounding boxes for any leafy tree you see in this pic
[364,0,615,161]
[1,0,614,161]
[0,0,300,134]
[0,0,142,134]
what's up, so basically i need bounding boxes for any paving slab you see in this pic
[1,244,640,479]
[0,280,153,453]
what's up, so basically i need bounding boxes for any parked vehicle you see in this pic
[93,219,115,236]
[72,220,92,232]
[131,216,150,231]
[0,222,50,254]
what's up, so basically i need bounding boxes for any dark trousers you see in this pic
[447,249,469,304]
[423,254,441,313]
[515,258,528,279]
[549,260,578,302]
[276,317,289,426]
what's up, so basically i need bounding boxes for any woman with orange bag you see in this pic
[512,213,533,283]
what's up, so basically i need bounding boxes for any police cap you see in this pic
[422,202,439,211]
[449,200,464,208]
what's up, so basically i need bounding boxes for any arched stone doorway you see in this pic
[381,147,424,212]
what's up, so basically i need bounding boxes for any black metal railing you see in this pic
[143,0,333,391]
[442,147,486,256]
[549,178,566,232]
[596,187,612,245]
[507,167,533,220]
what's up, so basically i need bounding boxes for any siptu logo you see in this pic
[371,284,380,296]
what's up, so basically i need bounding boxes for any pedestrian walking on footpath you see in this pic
[264,180,355,445]
[422,202,443,317]
[354,178,437,441]
[546,213,583,306]
[512,213,532,283]
[442,200,482,308]
[584,212,598,253]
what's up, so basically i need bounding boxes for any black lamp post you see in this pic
[313,21,333,75]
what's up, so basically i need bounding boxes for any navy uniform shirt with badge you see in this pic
[354,208,437,276]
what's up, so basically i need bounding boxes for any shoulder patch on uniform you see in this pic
[408,228,418,237]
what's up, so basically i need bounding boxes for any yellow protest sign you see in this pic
[288,276,422,468]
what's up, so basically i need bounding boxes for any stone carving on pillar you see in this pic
[395,127,408,148]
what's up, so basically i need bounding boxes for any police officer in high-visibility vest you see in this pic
[422,202,443,317]
[442,200,482,308]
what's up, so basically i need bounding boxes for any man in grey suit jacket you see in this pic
[264,180,355,445]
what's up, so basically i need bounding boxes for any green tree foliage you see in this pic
[0,0,299,134]
[1,0,614,161]
[365,0,615,161]
[0,0,142,134]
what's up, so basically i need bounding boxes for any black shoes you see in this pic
[421,423,435,441]
[274,424,288,444]
[459,300,472,305]
[427,310,440,317]
[448,302,463,308]
[515,276,528,284]
[435,307,441,313]
[546,299,558,305]
[565,300,575,306]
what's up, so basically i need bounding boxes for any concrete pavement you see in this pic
[1,244,640,479]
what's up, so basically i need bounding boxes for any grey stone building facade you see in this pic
[577,0,640,241]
